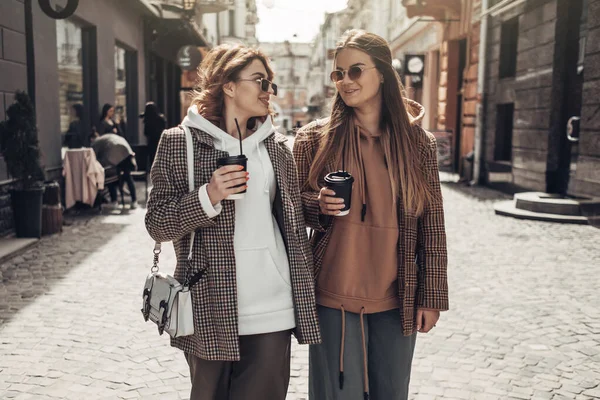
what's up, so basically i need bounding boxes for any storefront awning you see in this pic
[147,18,209,62]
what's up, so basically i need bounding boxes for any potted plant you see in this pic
[0,91,46,238]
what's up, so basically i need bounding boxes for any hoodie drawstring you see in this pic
[338,306,370,399]
[360,307,370,400]
[356,127,368,222]
[339,305,346,390]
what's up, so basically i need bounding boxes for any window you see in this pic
[494,103,514,161]
[115,44,138,142]
[115,45,127,131]
[499,17,519,78]
[56,19,83,136]
[229,9,235,37]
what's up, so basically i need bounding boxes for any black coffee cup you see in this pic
[324,171,354,216]
[217,154,248,200]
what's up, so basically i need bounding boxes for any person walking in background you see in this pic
[139,101,166,169]
[145,43,320,400]
[293,29,449,400]
[64,103,87,148]
[91,133,138,209]
[99,103,122,136]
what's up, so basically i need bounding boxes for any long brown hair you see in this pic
[191,44,274,129]
[307,29,437,216]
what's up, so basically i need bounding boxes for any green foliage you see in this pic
[0,91,45,190]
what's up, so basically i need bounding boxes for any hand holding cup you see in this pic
[318,187,345,216]
[207,165,249,205]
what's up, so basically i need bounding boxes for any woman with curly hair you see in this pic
[145,43,321,400]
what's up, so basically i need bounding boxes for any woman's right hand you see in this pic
[206,165,249,205]
[318,187,345,215]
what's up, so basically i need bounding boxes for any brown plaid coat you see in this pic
[293,120,449,336]
[145,126,321,361]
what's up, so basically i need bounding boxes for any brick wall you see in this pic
[571,0,600,197]
[484,0,557,191]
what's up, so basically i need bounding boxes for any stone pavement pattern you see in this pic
[1,182,599,400]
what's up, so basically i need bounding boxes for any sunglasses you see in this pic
[330,66,377,83]
[238,77,278,96]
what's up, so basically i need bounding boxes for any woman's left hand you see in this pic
[416,309,440,333]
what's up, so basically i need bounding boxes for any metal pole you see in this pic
[472,0,489,185]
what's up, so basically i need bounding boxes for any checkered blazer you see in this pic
[293,120,449,335]
[145,126,321,361]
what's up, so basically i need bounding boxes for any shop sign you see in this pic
[177,46,203,71]
[39,0,79,19]
[404,54,425,88]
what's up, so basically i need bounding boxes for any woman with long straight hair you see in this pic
[145,43,320,400]
[293,30,449,400]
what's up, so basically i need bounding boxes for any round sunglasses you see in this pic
[237,77,278,96]
[330,65,377,83]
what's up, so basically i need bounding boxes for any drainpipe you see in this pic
[471,0,489,185]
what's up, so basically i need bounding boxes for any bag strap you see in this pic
[152,125,196,271]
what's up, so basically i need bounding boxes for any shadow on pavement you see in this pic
[0,208,130,328]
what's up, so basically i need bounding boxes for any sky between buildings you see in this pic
[255,0,347,43]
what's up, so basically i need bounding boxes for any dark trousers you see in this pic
[108,155,136,202]
[185,330,291,400]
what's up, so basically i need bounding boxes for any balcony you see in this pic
[197,0,233,13]
[401,0,461,20]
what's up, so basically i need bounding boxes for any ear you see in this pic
[223,81,236,98]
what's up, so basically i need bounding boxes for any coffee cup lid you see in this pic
[325,171,354,184]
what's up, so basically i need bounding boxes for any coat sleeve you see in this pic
[416,130,449,311]
[292,126,331,232]
[145,131,217,243]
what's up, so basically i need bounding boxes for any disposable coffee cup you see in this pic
[324,171,354,216]
[217,154,248,200]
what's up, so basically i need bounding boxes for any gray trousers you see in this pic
[185,330,291,400]
[309,305,417,400]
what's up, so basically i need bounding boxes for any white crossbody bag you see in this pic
[141,125,198,338]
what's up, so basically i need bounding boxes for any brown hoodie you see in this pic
[316,99,426,314]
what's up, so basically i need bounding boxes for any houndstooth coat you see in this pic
[293,120,449,336]
[145,126,321,361]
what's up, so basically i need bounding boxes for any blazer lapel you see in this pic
[264,134,288,199]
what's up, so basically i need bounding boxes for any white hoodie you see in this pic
[182,106,296,335]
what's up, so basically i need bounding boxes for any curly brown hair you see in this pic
[191,44,275,129]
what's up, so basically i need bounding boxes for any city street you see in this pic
[1,180,599,400]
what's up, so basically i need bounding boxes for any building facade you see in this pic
[480,0,599,198]
[305,9,350,120]
[0,0,244,236]
[259,41,311,133]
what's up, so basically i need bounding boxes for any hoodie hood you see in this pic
[182,105,275,150]
[182,105,276,193]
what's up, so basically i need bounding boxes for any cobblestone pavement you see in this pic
[1,180,599,400]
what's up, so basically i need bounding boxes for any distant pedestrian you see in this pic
[91,133,138,209]
[64,103,87,148]
[294,29,449,400]
[98,103,122,136]
[139,102,166,169]
[145,43,320,400]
